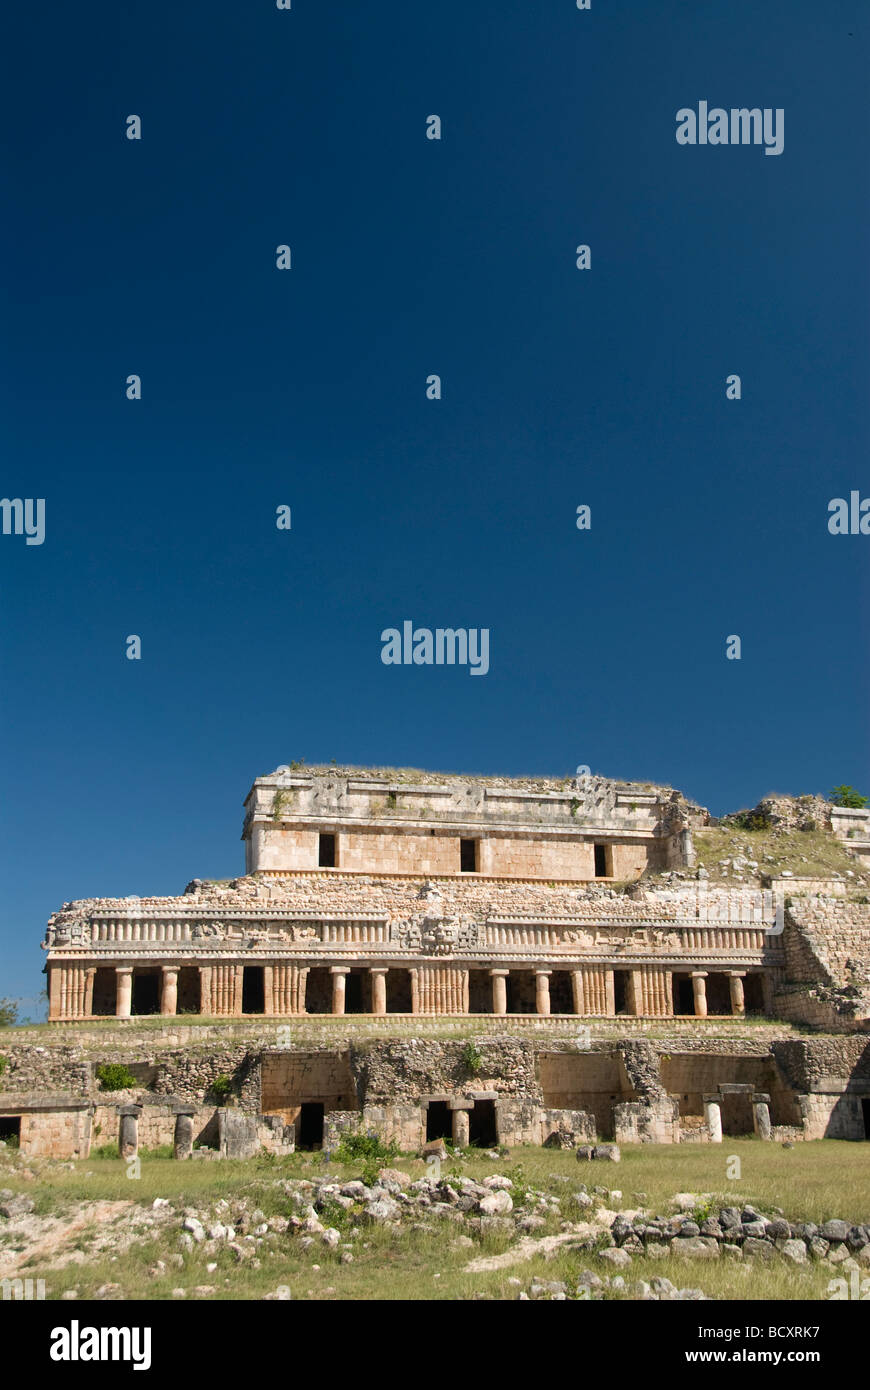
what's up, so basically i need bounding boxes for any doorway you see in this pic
[297,1103,324,1149]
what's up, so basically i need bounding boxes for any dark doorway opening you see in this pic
[743,974,765,1014]
[91,967,117,1016]
[318,833,336,867]
[305,967,332,1014]
[468,970,492,1013]
[345,971,364,1014]
[672,973,695,1015]
[705,974,731,1016]
[297,1103,324,1149]
[613,970,630,1015]
[594,844,610,878]
[460,839,478,872]
[862,1098,870,1140]
[549,971,574,1014]
[386,969,412,1013]
[426,1101,452,1141]
[242,966,265,1014]
[469,1100,497,1147]
[0,1116,21,1146]
[177,966,201,1015]
[131,970,160,1016]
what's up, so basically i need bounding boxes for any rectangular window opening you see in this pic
[593,844,611,878]
[460,838,478,873]
[318,833,336,868]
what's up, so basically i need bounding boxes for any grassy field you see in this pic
[1,1140,868,1302]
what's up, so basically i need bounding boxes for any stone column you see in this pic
[199,965,212,1016]
[83,966,96,1018]
[571,969,583,1016]
[370,968,388,1016]
[451,1102,472,1147]
[604,969,616,1016]
[116,966,133,1019]
[118,1104,140,1159]
[173,1107,195,1160]
[703,1095,723,1143]
[691,971,708,1019]
[161,966,179,1016]
[752,1093,772,1140]
[263,964,275,1015]
[233,964,245,1016]
[535,970,552,1017]
[48,964,62,1020]
[728,972,746,1017]
[490,969,508,1016]
[330,966,349,1016]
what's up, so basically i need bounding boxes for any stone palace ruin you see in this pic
[2,766,869,1159]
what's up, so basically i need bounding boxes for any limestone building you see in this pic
[2,767,868,1159]
[41,767,769,1024]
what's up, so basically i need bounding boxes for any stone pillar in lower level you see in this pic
[331,966,349,1016]
[703,1096,723,1143]
[116,966,133,1019]
[173,1107,195,1160]
[692,971,708,1019]
[752,1093,772,1140]
[490,969,508,1016]
[118,1104,141,1159]
[161,966,179,1016]
[728,972,746,1017]
[370,967,388,1016]
[535,969,552,1017]
[451,1100,473,1147]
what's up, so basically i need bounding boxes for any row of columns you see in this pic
[50,961,751,1019]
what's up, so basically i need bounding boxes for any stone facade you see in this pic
[5,768,868,1158]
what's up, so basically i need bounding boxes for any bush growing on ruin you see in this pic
[210,1074,234,1101]
[95,1063,138,1091]
[461,1041,483,1074]
[0,1055,7,1082]
[830,785,868,808]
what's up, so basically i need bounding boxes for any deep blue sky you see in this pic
[3,1,868,1003]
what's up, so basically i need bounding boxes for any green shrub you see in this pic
[0,1055,7,1081]
[91,1142,121,1159]
[210,1074,234,1100]
[95,1063,138,1091]
[0,999,19,1029]
[335,1130,399,1166]
[461,1041,483,1074]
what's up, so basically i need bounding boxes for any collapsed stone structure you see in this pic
[2,766,869,1158]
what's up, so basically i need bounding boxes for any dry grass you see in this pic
[1,1139,867,1302]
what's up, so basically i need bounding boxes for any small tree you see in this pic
[830,786,868,809]
[0,999,20,1029]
